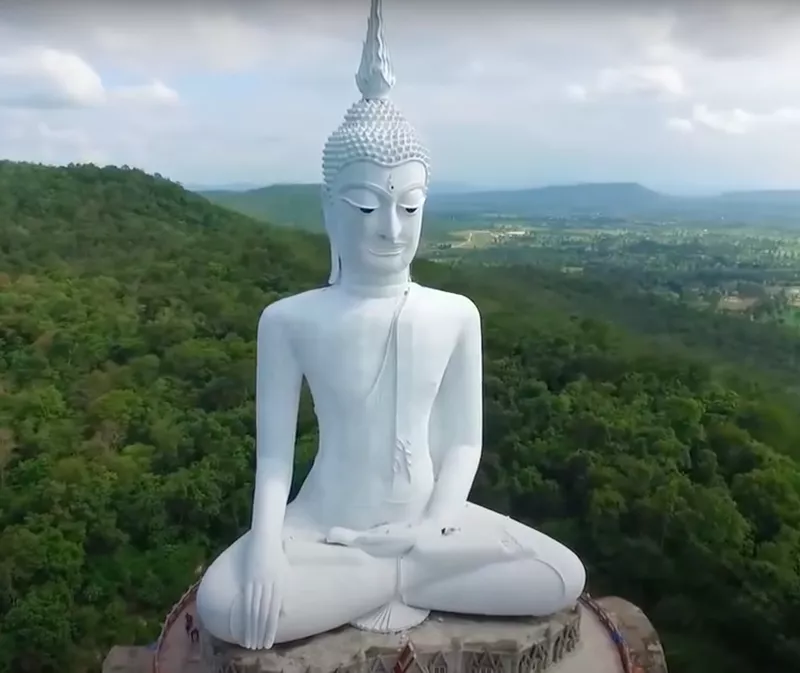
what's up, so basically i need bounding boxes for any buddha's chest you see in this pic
[292,296,456,403]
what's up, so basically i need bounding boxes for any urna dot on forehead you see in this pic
[321,0,431,194]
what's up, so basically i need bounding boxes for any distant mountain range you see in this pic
[198,181,800,230]
[426,183,800,222]
[429,183,664,217]
[184,181,262,192]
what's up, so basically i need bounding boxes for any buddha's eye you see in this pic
[404,207,419,214]
[340,191,379,214]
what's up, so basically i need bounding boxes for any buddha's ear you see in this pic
[322,190,336,239]
[321,189,341,285]
[327,238,341,285]
[321,190,333,226]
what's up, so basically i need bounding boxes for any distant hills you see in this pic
[718,190,800,205]
[426,182,800,222]
[428,183,665,218]
[184,181,262,192]
[199,181,800,230]
[201,184,324,231]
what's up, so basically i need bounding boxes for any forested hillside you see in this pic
[468,265,800,389]
[1,162,800,673]
[201,183,325,232]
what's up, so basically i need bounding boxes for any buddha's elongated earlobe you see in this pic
[322,192,341,285]
[328,246,341,286]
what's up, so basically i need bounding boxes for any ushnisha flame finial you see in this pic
[322,0,431,209]
[355,0,396,100]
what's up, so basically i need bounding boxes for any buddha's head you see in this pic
[321,0,431,285]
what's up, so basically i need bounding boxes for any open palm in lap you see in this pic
[325,521,452,557]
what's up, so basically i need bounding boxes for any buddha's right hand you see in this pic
[239,535,288,650]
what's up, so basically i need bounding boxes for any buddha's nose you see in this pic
[378,209,402,243]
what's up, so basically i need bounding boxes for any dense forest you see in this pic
[1,162,800,673]
[438,221,800,347]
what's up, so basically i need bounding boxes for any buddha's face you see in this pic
[326,159,428,280]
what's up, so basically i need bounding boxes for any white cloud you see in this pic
[599,65,686,99]
[0,48,105,108]
[0,1,799,192]
[669,104,800,135]
[693,105,752,135]
[570,64,687,103]
[0,47,179,110]
[111,80,180,106]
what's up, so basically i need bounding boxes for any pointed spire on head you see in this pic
[355,0,396,100]
[322,0,431,206]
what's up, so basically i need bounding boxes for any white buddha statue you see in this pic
[196,0,586,651]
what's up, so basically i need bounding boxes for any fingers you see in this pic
[265,587,282,649]
[257,584,273,649]
[248,583,263,649]
[326,526,358,545]
[355,532,416,549]
[240,582,282,650]
[243,582,254,649]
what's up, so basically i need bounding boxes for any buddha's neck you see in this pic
[338,269,412,299]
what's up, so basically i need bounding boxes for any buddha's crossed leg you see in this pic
[197,532,398,646]
[401,503,586,617]
[197,504,585,647]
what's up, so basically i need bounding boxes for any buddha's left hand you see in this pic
[326,520,451,558]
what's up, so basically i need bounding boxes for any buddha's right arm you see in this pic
[250,305,303,542]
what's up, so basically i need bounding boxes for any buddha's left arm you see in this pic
[425,300,483,526]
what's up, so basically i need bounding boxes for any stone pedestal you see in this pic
[200,608,582,673]
[594,597,668,673]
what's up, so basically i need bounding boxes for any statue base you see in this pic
[200,607,585,673]
[104,594,665,673]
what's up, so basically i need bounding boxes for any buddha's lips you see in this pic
[369,246,405,256]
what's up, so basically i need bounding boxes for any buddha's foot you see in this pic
[350,600,430,633]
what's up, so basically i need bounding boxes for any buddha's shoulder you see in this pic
[414,285,480,323]
[258,288,332,326]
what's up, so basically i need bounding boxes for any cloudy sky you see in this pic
[0,0,798,194]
